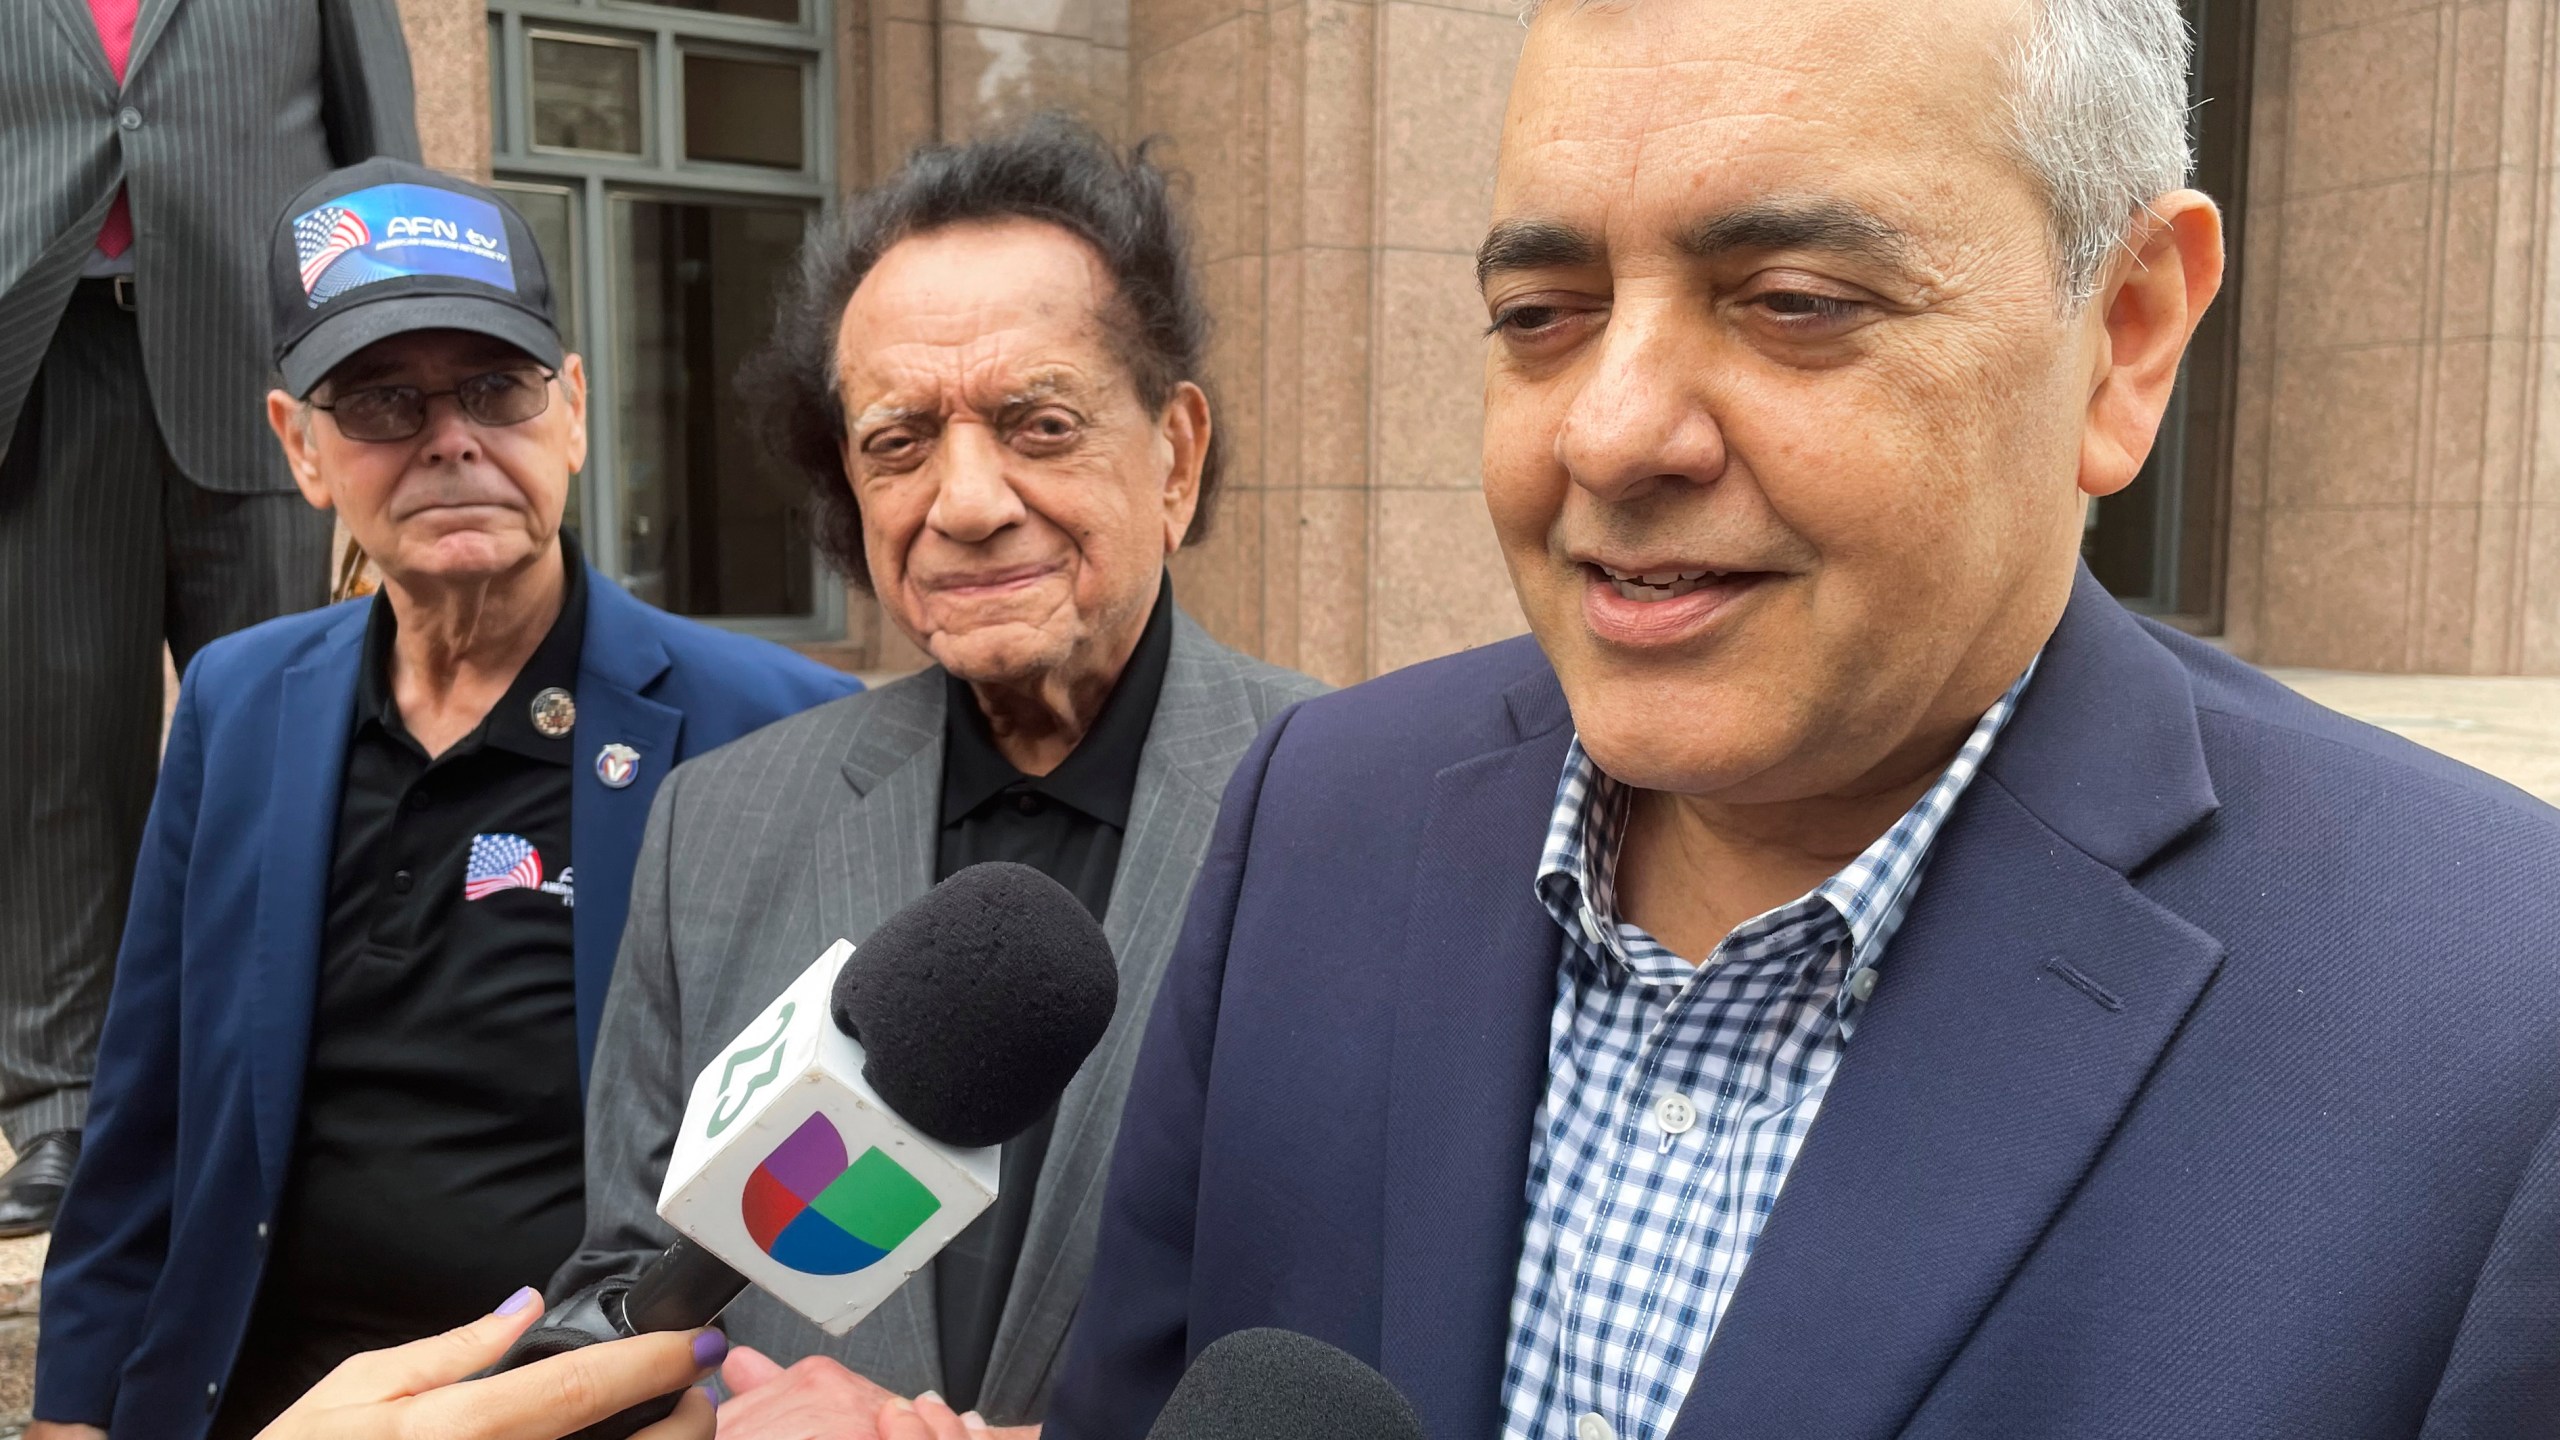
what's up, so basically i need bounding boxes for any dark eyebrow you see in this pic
[1677,197,1920,272]
[1475,218,1601,291]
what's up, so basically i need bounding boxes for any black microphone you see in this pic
[488,862,1118,1439]
[1148,1330,1427,1440]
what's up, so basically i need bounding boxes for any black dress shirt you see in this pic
[215,547,589,1437]
[929,579,1173,1414]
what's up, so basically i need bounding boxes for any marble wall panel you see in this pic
[396,0,491,179]
[1371,487,1525,674]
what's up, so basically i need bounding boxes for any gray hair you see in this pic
[1518,0,2195,306]
[2007,0,2195,304]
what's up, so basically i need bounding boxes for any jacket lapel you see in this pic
[568,571,680,1088]
[247,606,368,1200]
[817,668,947,1384]
[1379,669,1578,1440]
[820,668,942,953]
[124,0,184,83]
[40,0,116,89]
[979,615,1259,1417]
[1668,570,2227,1440]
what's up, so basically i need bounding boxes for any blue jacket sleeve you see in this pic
[1043,702,1303,1440]
[32,665,211,1426]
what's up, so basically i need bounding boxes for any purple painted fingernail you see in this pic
[692,1327,730,1368]
[694,1382,723,1411]
[495,1285,539,1316]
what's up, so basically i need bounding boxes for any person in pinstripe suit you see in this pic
[0,0,419,1237]
[553,124,1324,1435]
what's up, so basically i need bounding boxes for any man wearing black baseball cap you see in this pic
[32,159,862,1440]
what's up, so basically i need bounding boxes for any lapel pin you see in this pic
[596,742,641,790]
[531,686,577,738]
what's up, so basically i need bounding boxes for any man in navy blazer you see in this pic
[1044,2,2560,1438]
[32,162,857,1439]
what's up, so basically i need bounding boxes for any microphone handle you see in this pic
[621,1236,753,1332]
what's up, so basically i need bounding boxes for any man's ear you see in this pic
[2079,189,2224,499]
[1158,380,1210,553]
[266,389,335,512]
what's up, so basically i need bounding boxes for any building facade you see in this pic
[389,0,2560,683]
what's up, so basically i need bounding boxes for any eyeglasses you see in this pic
[310,366,557,443]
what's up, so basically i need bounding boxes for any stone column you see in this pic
[394,0,491,179]
[2227,0,2560,674]
[1143,0,1527,685]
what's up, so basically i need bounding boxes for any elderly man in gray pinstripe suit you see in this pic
[549,121,1323,1438]
[0,0,419,1236]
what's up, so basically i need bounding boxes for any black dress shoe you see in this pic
[0,1129,80,1239]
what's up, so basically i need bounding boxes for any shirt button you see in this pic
[1848,967,1879,1002]
[1654,1092,1698,1136]
[1578,1413,1615,1440]
[1013,792,1042,815]
[391,869,414,894]
[256,1221,270,1241]
[119,107,143,130]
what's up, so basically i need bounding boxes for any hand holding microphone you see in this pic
[491,863,1120,1438]
[252,1288,722,1440]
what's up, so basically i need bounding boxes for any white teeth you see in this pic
[1611,575,1708,602]
[1598,564,1723,602]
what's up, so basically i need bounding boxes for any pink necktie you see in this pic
[90,0,141,259]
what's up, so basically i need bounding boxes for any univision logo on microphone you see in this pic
[745,1113,942,1274]
[658,940,998,1334]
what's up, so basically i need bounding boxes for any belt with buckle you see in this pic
[76,275,137,311]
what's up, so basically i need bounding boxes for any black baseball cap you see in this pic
[270,157,564,397]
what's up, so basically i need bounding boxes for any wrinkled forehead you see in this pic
[1495,0,2037,252]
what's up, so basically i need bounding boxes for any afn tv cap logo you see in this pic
[292,182,516,306]
[742,1113,942,1275]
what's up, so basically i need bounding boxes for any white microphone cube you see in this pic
[658,941,1000,1335]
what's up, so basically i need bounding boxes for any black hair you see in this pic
[743,114,1218,589]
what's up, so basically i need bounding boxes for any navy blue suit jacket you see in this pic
[1050,570,2560,1440]
[34,566,860,1434]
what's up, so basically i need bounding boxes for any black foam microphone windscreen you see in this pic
[829,861,1119,1149]
[1146,1329,1427,1440]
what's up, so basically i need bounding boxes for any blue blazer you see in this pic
[1050,568,2560,1440]
[35,567,860,1434]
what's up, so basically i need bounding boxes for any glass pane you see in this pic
[645,0,800,22]
[492,181,586,539]
[492,182,581,352]
[613,197,815,618]
[530,34,645,156]
[683,53,806,170]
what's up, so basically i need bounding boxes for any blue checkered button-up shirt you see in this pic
[1498,662,2036,1440]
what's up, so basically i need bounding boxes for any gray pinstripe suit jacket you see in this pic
[0,0,419,491]
[560,612,1325,1424]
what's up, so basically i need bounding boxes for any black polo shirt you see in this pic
[214,547,589,1438]
[930,578,1173,1415]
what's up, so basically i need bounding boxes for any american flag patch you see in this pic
[294,204,371,295]
[463,833,543,900]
